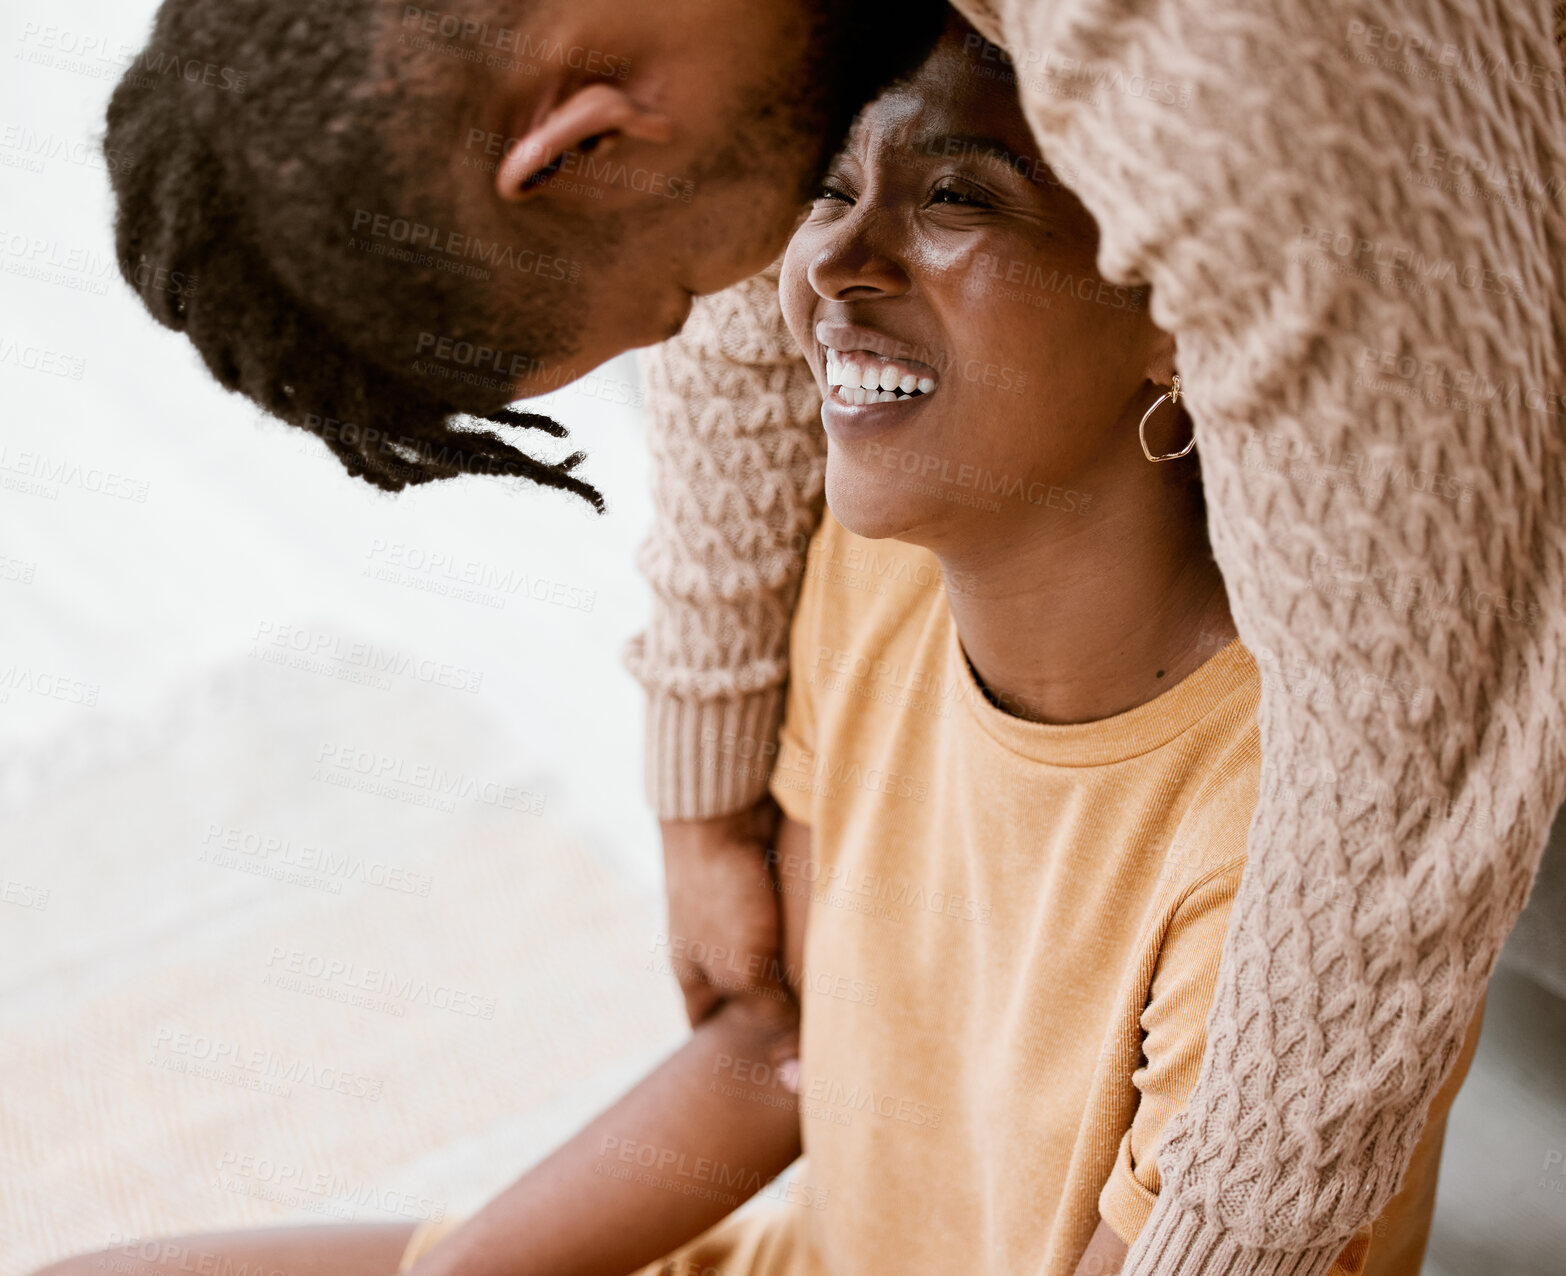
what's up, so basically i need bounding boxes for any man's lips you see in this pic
[814,320,940,405]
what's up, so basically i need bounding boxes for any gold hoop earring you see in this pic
[1138,373,1196,462]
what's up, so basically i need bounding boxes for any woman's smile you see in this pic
[815,318,940,440]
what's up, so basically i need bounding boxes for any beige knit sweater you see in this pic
[622,2,1566,1273]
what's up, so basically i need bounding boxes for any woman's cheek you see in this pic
[915,238,1016,384]
[919,237,1053,404]
[918,235,1002,310]
[778,236,820,366]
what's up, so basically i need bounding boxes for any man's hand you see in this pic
[659,794,790,1028]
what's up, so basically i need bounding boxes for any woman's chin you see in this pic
[825,464,930,544]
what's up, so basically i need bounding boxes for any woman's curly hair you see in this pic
[105,0,606,512]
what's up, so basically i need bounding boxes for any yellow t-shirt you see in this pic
[401,510,1478,1276]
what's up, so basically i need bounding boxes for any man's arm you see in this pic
[622,255,827,823]
[622,253,826,1030]
[991,3,1566,1274]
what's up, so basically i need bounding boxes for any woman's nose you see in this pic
[807,208,912,302]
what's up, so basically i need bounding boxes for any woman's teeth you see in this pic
[823,348,938,405]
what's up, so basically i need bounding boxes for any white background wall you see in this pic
[1,3,687,1268]
[1,0,663,890]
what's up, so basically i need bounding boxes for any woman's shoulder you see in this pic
[1165,648,1263,883]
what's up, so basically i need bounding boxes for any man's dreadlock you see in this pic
[105,0,606,513]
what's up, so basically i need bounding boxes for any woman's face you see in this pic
[780,26,1173,548]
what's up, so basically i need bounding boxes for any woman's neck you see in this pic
[936,487,1237,725]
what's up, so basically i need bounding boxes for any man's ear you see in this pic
[495,82,671,202]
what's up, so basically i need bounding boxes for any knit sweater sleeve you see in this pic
[979,1,1566,1273]
[621,256,827,820]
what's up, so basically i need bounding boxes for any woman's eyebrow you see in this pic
[906,131,1031,173]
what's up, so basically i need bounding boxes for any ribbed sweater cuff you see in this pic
[644,685,787,821]
[1123,1194,1344,1276]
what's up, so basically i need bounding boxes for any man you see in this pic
[103,0,946,502]
[96,2,1566,1274]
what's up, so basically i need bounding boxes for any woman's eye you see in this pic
[814,181,854,204]
[929,182,993,208]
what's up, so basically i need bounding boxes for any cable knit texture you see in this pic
[623,1,1566,1271]
[624,258,827,818]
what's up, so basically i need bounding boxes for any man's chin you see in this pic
[685,227,797,298]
